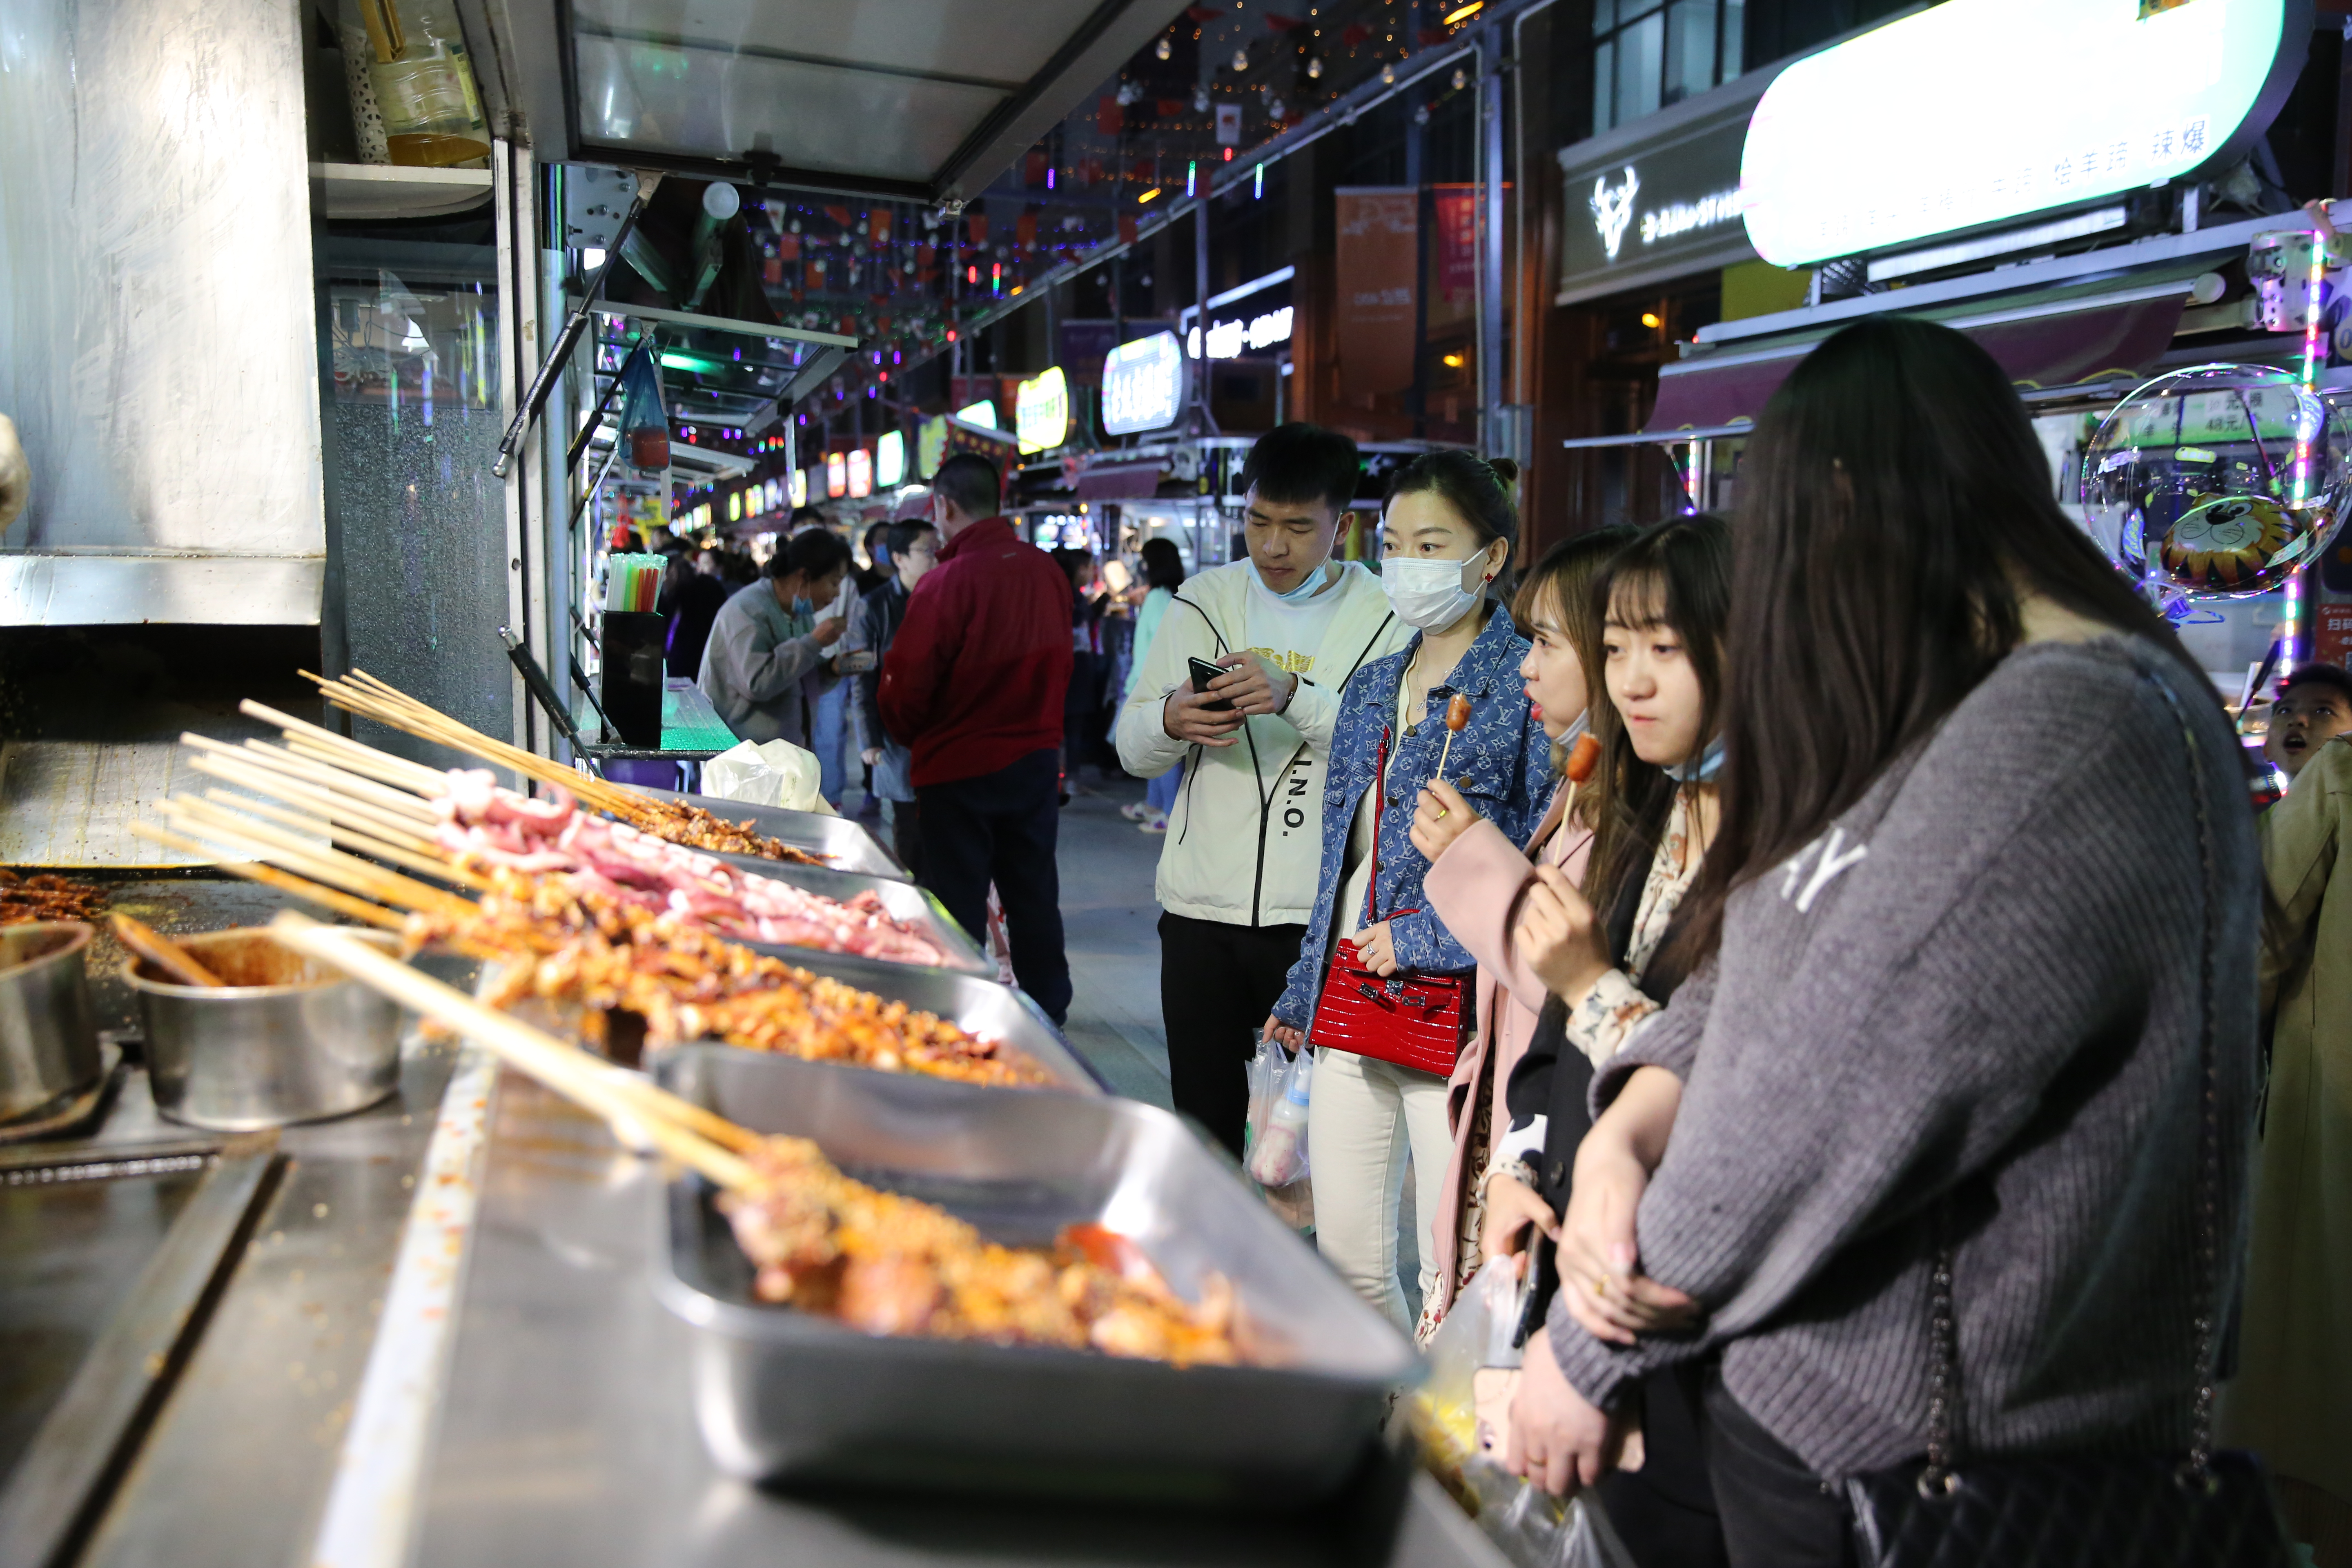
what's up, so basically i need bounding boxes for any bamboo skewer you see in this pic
[158,797,470,918]
[309,669,642,817]
[237,699,451,795]
[129,824,410,931]
[187,749,445,853]
[179,733,439,826]
[269,912,760,1186]
[201,788,491,894]
[111,913,224,987]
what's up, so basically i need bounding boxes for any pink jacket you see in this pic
[1418,785,1593,1325]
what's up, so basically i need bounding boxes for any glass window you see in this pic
[1595,0,1735,131]
[1664,0,1716,104]
[1616,10,1663,125]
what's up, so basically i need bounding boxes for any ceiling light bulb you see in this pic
[1452,67,1466,90]
[1307,56,1322,78]
[1381,63,1395,84]
[1156,35,1172,59]
[1232,48,1248,69]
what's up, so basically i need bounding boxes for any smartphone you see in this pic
[1188,656,1237,713]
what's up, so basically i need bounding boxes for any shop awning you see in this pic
[1641,279,2194,437]
[482,0,1191,205]
[1074,461,1170,501]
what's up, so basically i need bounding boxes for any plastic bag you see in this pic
[1245,1044,1312,1187]
[1415,1260,1635,1568]
[617,344,670,472]
[700,739,835,814]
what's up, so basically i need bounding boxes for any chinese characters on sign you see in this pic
[1336,188,1420,392]
[1102,332,1184,435]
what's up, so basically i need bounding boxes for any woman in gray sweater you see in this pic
[1500,316,2262,1566]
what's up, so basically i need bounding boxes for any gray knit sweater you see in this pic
[1548,637,2261,1483]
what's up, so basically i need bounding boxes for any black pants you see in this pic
[918,749,1072,1025]
[884,797,922,882]
[1595,1364,1731,1568]
[1158,912,1306,1158]
[1701,1368,1855,1568]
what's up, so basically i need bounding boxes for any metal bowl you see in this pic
[0,921,99,1123]
[129,928,405,1130]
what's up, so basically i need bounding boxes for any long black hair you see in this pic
[1667,314,2205,970]
[1514,524,1639,801]
[1582,514,1734,931]
[1139,536,1186,591]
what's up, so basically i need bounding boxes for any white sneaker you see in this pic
[1118,801,1151,821]
[1139,812,1168,835]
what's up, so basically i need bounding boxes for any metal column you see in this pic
[1477,24,1507,459]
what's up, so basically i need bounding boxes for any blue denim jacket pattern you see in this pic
[1270,605,1551,1030]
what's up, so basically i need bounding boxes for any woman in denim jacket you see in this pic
[1263,452,1553,1329]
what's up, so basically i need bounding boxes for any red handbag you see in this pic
[1306,725,1467,1077]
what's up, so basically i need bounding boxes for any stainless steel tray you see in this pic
[628,786,906,881]
[697,946,1101,1093]
[724,860,990,978]
[649,1045,1420,1504]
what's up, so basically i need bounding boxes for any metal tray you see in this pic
[721,860,990,978]
[697,946,1100,1093]
[649,1045,1420,1504]
[628,786,906,881]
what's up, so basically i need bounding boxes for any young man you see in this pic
[846,515,940,873]
[878,453,1075,1024]
[2266,663,2352,783]
[1114,422,1410,1156]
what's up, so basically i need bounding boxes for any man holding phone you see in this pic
[1115,423,1409,1156]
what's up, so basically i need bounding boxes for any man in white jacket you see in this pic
[1116,423,1408,1156]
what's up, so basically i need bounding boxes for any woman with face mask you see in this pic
[1399,526,1635,1341]
[1262,452,1554,1333]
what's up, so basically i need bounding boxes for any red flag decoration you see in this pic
[1024,150,1048,186]
[968,214,988,245]
[1417,26,1450,44]
[1183,4,1222,18]
[1265,12,1304,28]
[1342,22,1370,45]
[1016,210,1037,252]
[1119,215,1138,245]
[824,204,852,227]
[776,234,800,261]
[1098,94,1123,134]
[1157,98,1185,118]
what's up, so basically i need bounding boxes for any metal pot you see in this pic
[0,921,100,1122]
[130,928,404,1130]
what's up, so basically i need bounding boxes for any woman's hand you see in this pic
[1410,780,1483,863]
[1553,1129,1700,1346]
[1480,1172,1557,1266]
[1514,864,1613,1005]
[1261,1013,1304,1052]
[1504,1327,1627,1498]
[1351,920,1399,978]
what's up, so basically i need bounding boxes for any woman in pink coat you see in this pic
[1408,526,1634,1338]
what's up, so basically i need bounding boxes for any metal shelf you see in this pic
[310,162,492,221]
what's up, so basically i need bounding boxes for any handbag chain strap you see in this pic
[1918,660,2221,1494]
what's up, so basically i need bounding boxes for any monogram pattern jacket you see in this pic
[1271,605,1552,1031]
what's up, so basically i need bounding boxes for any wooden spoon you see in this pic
[112,912,225,988]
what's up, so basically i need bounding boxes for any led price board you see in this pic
[847,448,873,498]
[875,430,906,488]
[1741,0,2300,268]
[1101,332,1184,434]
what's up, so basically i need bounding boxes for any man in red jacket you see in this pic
[878,452,1075,1023]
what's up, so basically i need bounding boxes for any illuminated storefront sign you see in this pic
[1557,76,1765,305]
[916,414,947,477]
[1015,367,1070,454]
[825,451,846,499]
[955,399,999,429]
[847,447,873,498]
[1741,0,2298,268]
[1102,331,1184,435]
[789,468,808,508]
[1180,267,1295,361]
[875,430,906,488]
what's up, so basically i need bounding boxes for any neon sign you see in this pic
[1102,332,1183,435]
[1741,0,2300,268]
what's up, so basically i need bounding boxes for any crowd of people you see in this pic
[640,313,2349,1568]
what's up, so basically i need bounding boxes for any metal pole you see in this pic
[493,174,661,479]
[1192,199,1218,434]
[1479,24,1506,458]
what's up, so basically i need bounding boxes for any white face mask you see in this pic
[1381,552,1486,630]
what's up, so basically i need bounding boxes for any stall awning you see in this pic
[1642,279,2194,437]
[1075,461,1170,501]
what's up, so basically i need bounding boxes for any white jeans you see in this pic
[1308,1046,1454,1332]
